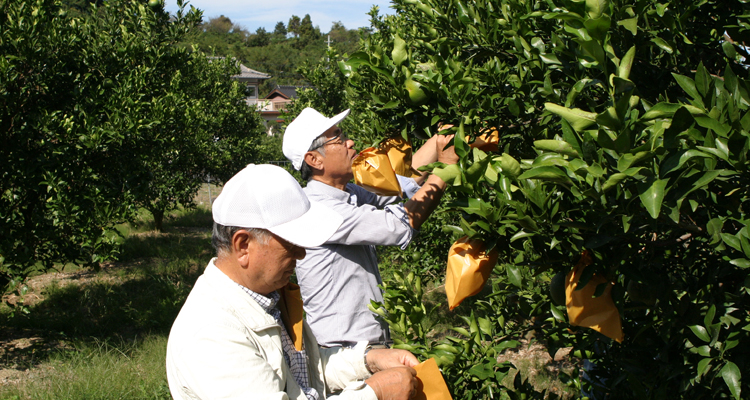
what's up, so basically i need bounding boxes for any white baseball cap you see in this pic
[283,107,350,170]
[212,164,343,248]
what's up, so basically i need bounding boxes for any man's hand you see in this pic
[365,366,418,400]
[435,134,458,165]
[366,348,419,373]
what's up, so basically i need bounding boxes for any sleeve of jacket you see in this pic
[167,319,290,400]
[319,342,378,400]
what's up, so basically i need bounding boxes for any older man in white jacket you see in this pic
[166,164,418,400]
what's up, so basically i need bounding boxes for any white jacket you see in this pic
[166,259,378,400]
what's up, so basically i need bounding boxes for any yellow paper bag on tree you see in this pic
[445,237,499,310]
[413,358,453,400]
[379,136,421,179]
[565,251,624,343]
[351,146,402,196]
[470,127,500,152]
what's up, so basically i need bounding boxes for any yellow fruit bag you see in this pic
[445,237,499,310]
[565,251,624,342]
[413,358,453,400]
[379,136,422,179]
[351,146,401,196]
[278,282,304,351]
[470,127,500,152]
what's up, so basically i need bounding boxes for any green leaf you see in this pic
[534,139,580,157]
[518,166,572,184]
[391,34,407,67]
[617,151,653,171]
[695,62,711,97]
[689,325,710,342]
[651,37,673,54]
[596,106,622,130]
[469,363,494,380]
[584,15,611,41]
[694,116,731,137]
[721,361,741,400]
[433,164,463,186]
[602,173,627,192]
[545,103,597,131]
[660,149,712,176]
[697,358,712,377]
[560,119,584,156]
[507,264,523,288]
[672,73,703,106]
[638,179,669,219]
[617,17,638,35]
[510,231,535,242]
[499,154,521,179]
[551,304,566,321]
[578,39,606,66]
[722,233,742,252]
[585,0,607,19]
[618,46,636,80]
[722,41,737,60]
[641,102,681,120]
[704,304,716,328]
[540,53,562,64]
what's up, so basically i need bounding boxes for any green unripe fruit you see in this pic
[148,0,162,10]
[549,271,567,306]
[405,78,428,105]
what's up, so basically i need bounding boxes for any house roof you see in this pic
[235,64,271,80]
[264,85,314,100]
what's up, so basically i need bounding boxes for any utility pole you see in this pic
[326,34,332,62]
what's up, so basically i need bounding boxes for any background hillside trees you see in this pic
[185,14,364,96]
[337,0,750,398]
[0,0,264,295]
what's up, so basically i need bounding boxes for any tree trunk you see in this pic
[152,209,165,232]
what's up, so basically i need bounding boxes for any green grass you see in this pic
[0,336,171,400]
[0,206,213,399]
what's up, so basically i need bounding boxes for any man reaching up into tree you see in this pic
[282,108,459,348]
[166,164,419,400]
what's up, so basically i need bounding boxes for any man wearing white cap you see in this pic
[166,164,419,400]
[282,108,458,348]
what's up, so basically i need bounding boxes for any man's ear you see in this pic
[231,230,253,267]
[304,151,324,171]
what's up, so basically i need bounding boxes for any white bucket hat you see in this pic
[212,164,343,248]
[283,107,350,170]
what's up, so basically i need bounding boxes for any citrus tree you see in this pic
[0,0,264,296]
[341,0,750,398]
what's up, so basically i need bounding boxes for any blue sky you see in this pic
[165,0,396,34]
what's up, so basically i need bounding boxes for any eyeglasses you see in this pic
[311,132,349,151]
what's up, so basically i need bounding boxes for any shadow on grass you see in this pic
[0,208,214,370]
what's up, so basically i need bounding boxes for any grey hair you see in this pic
[212,222,271,256]
[300,134,328,181]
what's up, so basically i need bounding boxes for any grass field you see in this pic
[0,204,213,399]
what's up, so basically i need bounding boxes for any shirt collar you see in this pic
[305,179,353,201]
[240,286,280,314]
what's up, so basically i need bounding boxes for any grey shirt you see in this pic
[298,180,416,347]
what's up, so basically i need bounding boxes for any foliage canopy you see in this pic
[0,0,263,294]
[339,0,750,398]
